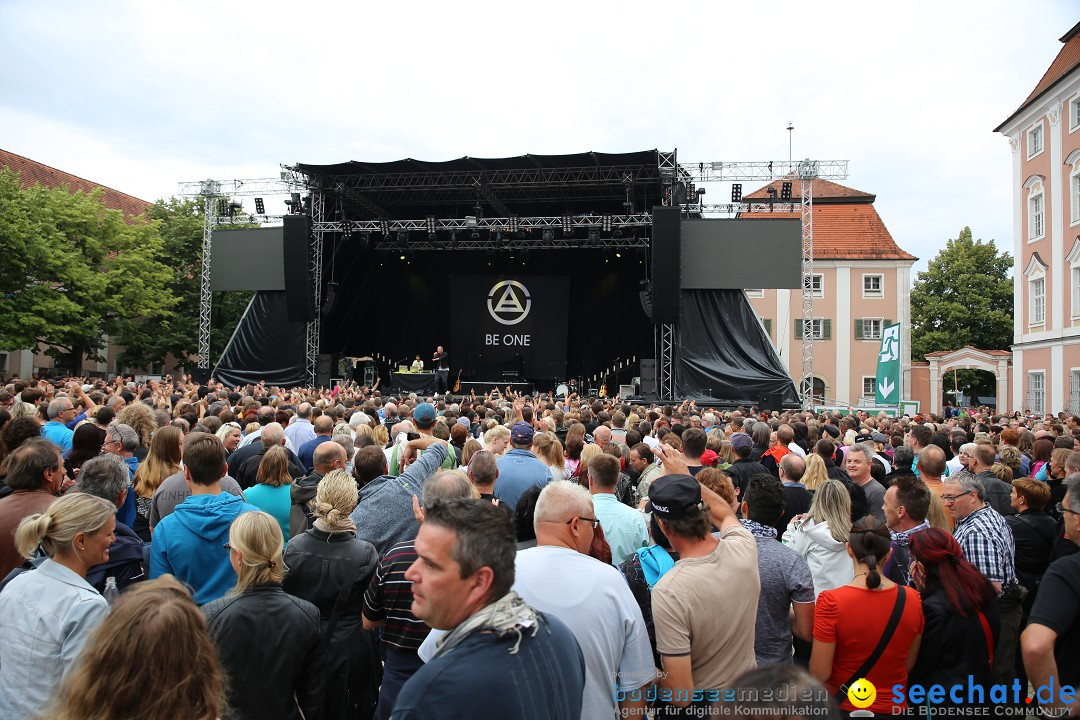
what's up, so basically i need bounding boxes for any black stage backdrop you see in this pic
[449,275,569,381]
[323,247,650,389]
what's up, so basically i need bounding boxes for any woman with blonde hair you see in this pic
[532,431,568,481]
[245,446,295,543]
[202,511,325,720]
[132,425,183,542]
[802,453,830,492]
[285,471,381,720]
[40,575,227,720]
[0,493,115,717]
[371,423,389,448]
[216,421,243,454]
[782,478,854,597]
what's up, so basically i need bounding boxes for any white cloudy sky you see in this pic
[1,1,1076,276]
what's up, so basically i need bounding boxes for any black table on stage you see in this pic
[391,372,437,394]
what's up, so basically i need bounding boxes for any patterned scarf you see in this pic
[432,591,539,659]
[740,518,778,539]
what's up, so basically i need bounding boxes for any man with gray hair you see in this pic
[943,469,1022,682]
[41,397,76,454]
[233,423,305,489]
[511,481,653,719]
[75,454,146,592]
[102,422,140,527]
[845,442,886,522]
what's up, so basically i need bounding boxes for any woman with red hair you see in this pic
[908,528,999,696]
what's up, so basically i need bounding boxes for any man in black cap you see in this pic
[649,447,760,714]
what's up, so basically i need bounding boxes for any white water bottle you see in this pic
[103,576,119,605]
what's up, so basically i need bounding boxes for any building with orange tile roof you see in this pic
[738,178,917,406]
[0,148,158,379]
[995,22,1080,415]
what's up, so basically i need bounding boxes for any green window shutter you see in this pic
[823,319,832,340]
[763,318,772,338]
[885,318,893,328]
[794,319,803,340]
[854,318,863,339]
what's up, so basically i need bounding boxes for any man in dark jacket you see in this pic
[76,453,146,592]
[291,442,347,537]
[971,443,1015,516]
[725,434,769,502]
[236,425,306,490]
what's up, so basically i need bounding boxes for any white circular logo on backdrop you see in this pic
[487,280,532,325]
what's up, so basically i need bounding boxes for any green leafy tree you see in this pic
[910,227,1013,404]
[121,198,252,368]
[0,168,176,375]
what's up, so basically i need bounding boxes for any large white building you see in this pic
[995,22,1080,415]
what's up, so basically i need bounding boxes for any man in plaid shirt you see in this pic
[943,470,1021,683]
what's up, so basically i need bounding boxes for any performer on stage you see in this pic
[432,345,449,394]
[410,355,424,372]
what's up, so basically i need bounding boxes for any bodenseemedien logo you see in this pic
[487,280,531,326]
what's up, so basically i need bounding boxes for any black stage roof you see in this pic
[293,150,665,221]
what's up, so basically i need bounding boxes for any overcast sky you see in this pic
[1,1,1076,277]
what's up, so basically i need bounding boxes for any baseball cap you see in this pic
[731,433,753,450]
[700,449,718,467]
[822,424,840,439]
[645,474,702,519]
[871,432,889,444]
[511,422,534,444]
[413,403,437,426]
[854,432,874,444]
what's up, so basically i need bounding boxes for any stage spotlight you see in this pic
[428,233,438,242]
[615,252,622,258]
[397,231,408,248]
[254,197,265,214]
[426,216,437,234]
[588,230,600,244]
[284,193,301,213]
[780,181,792,200]
[602,215,612,232]
[509,215,519,232]
[465,215,478,229]
[731,184,742,202]
[613,228,624,239]
[218,198,229,215]
[380,219,391,236]
[471,231,480,241]
[562,215,573,234]
[358,233,371,250]
[542,229,555,241]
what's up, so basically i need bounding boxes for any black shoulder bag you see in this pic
[834,586,908,705]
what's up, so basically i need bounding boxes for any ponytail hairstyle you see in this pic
[847,515,892,590]
[909,527,996,616]
[15,493,115,559]
[228,511,285,594]
[313,469,358,533]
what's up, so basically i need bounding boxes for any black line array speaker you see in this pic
[760,392,784,412]
[283,214,315,322]
[650,206,681,324]
[640,358,657,397]
[316,354,332,387]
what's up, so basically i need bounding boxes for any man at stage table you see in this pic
[410,355,424,372]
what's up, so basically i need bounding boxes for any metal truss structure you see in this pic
[306,192,325,387]
[657,323,677,400]
[182,153,847,402]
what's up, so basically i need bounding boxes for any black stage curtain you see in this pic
[214,291,307,387]
[676,289,799,405]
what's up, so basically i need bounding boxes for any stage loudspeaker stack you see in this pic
[760,392,784,412]
[639,358,657,398]
[316,354,332,388]
[283,214,315,322]
[650,207,681,324]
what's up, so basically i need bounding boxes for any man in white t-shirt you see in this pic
[515,481,654,719]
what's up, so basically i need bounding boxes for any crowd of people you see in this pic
[0,374,1078,718]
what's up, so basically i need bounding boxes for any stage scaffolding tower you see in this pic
[677,158,849,409]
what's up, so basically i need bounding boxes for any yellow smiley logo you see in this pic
[847,678,877,709]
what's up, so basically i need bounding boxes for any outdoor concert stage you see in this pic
[210,151,800,406]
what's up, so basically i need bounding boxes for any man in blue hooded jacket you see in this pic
[150,432,259,604]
